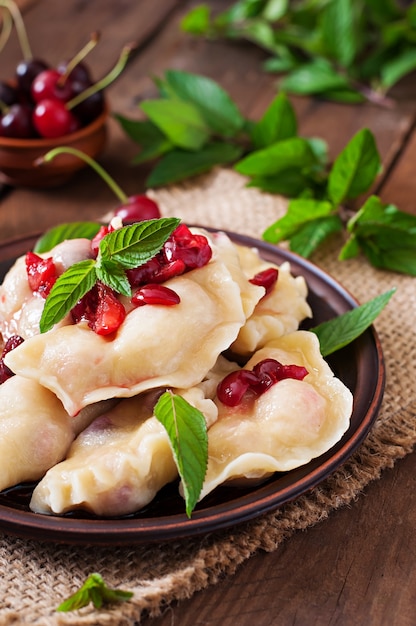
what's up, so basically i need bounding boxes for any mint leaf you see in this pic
[163,69,245,137]
[96,261,132,297]
[34,222,101,254]
[140,99,210,150]
[380,47,416,90]
[114,116,173,164]
[289,214,343,257]
[250,92,297,149]
[98,218,180,270]
[180,4,211,35]
[154,391,208,517]
[146,142,243,187]
[280,59,351,95]
[263,198,334,243]
[40,260,97,333]
[320,0,360,68]
[57,573,133,612]
[327,128,381,205]
[311,289,395,356]
[235,136,318,177]
[341,195,416,274]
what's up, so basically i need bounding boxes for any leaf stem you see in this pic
[36,147,128,203]
[67,43,135,110]
[0,0,32,60]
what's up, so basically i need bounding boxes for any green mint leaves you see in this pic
[181,0,416,105]
[154,391,208,518]
[56,573,133,612]
[34,222,102,254]
[311,288,395,357]
[116,68,416,276]
[39,217,180,333]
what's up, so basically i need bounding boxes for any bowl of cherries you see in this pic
[0,1,131,188]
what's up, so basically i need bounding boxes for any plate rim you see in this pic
[0,229,385,545]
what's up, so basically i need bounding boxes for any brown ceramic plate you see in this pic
[0,230,385,545]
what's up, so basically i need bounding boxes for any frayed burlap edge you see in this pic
[1,169,415,626]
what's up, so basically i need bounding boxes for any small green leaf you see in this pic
[146,142,243,187]
[140,99,210,150]
[262,0,288,22]
[154,391,208,517]
[247,169,311,197]
[98,218,180,270]
[311,289,396,356]
[380,47,416,90]
[289,214,343,257]
[180,4,211,35]
[327,129,381,205]
[235,136,317,177]
[320,0,360,68]
[250,92,297,149]
[34,222,101,254]
[280,59,351,95]
[96,261,132,297]
[163,69,246,136]
[57,573,133,613]
[263,198,334,243]
[40,260,97,333]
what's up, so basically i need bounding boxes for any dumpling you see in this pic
[5,233,263,416]
[30,388,217,517]
[197,331,353,501]
[0,238,93,341]
[0,375,110,491]
[231,245,312,355]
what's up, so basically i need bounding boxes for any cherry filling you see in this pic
[217,358,308,407]
[25,252,58,298]
[71,282,126,336]
[249,268,279,295]
[25,224,212,335]
[0,335,24,384]
[127,224,212,287]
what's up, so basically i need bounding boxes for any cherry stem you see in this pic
[0,99,8,114]
[0,0,32,60]
[0,7,12,55]
[57,31,100,87]
[35,146,128,203]
[67,43,135,110]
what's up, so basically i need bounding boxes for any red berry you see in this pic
[114,196,161,224]
[25,252,58,298]
[72,283,126,335]
[217,370,259,407]
[249,268,279,295]
[132,284,181,307]
[0,335,24,384]
[0,104,36,138]
[15,58,49,96]
[32,99,79,138]
[31,69,75,103]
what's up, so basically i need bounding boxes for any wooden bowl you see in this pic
[0,106,108,188]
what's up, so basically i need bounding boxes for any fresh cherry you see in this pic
[31,69,75,103]
[0,103,35,138]
[56,59,92,85]
[32,99,80,138]
[15,58,49,97]
[0,81,18,106]
[114,195,161,224]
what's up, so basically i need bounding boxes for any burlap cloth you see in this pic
[1,169,415,625]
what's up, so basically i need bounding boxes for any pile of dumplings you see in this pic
[0,226,353,518]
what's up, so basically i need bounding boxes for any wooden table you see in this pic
[1,2,415,624]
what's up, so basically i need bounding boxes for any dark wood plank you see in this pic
[143,450,416,626]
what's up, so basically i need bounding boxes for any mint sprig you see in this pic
[116,69,416,276]
[181,0,416,106]
[56,573,133,612]
[34,221,102,254]
[311,289,395,357]
[154,391,208,517]
[39,217,180,333]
